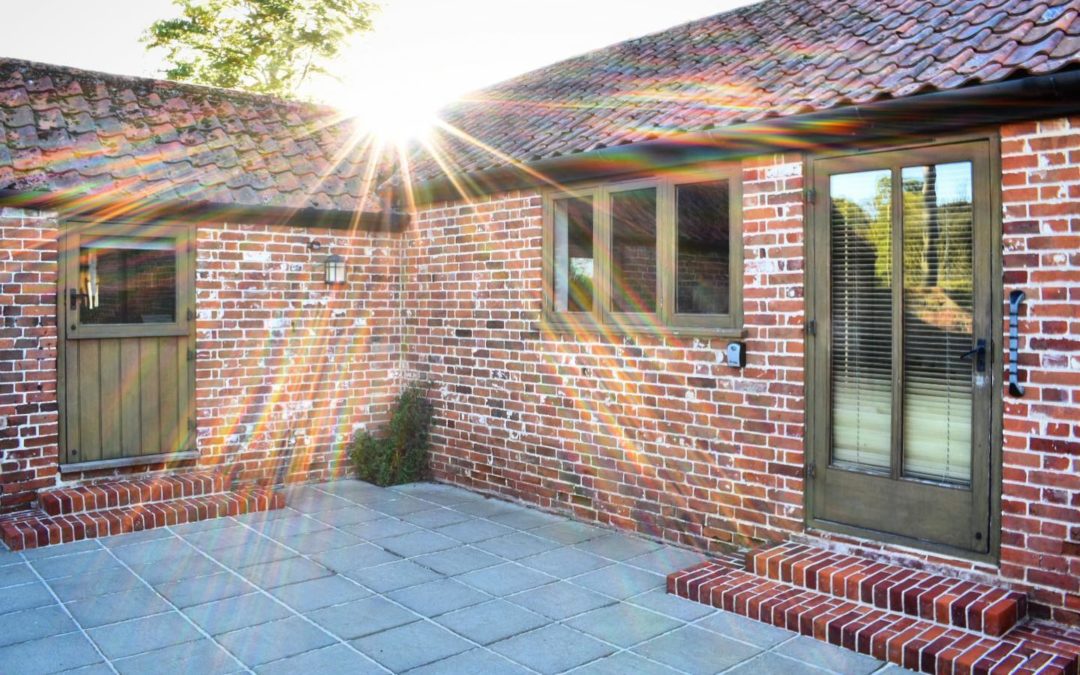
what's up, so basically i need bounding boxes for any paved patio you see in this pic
[0,480,905,674]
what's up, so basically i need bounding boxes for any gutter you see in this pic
[0,190,411,232]
[410,69,1080,205]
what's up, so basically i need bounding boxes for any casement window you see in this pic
[543,168,743,335]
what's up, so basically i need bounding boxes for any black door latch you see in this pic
[960,338,987,373]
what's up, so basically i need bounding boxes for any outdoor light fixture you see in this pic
[325,253,346,285]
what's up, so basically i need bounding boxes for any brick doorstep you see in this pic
[748,543,1029,637]
[0,487,285,551]
[668,560,1079,675]
[38,471,228,516]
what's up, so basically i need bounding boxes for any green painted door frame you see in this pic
[58,221,197,470]
[804,136,1003,562]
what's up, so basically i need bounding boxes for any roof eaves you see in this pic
[0,188,409,232]
[410,68,1080,205]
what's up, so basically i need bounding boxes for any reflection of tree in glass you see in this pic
[832,169,973,310]
[568,259,594,313]
[902,166,973,314]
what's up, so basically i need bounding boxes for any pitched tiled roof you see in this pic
[0,58,387,213]
[3,0,1078,206]
[414,0,1080,182]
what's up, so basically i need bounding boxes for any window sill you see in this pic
[540,312,745,340]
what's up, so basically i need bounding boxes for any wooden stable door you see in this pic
[59,223,196,468]
[807,140,1000,558]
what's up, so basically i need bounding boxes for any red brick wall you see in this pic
[405,129,1080,623]
[0,209,59,513]
[0,217,402,513]
[1000,116,1080,625]
[404,154,807,552]
[194,223,401,487]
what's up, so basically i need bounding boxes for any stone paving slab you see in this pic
[0,479,899,674]
[435,598,550,645]
[111,639,242,675]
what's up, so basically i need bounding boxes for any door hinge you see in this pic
[187,348,195,362]
[188,418,197,432]
[806,319,816,336]
[187,308,195,322]
[807,462,817,479]
[806,188,817,205]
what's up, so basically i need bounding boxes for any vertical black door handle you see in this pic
[960,339,987,373]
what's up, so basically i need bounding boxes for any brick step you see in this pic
[0,487,285,551]
[39,471,228,516]
[748,543,1028,637]
[668,561,1078,675]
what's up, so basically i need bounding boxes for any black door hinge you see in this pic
[807,462,817,479]
[806,188,817,205]
[187,308,195,322]
[187,348,195,362]
[806,319,816,336]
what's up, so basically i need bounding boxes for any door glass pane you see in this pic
[553,196,594,313]
[902,162,973,484]
[79,237,177,325]
[611,187,658,314]
[830,170,892,472]
[676,180,731,315]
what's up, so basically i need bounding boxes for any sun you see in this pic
[331,73,442,144]
[310,11,459,144]
[307,60,442,144]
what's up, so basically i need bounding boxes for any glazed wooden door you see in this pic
[807,140,998,556]
[59,222,196,468]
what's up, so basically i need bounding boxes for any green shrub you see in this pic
[350,384,434,486]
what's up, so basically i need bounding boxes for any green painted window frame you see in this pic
[542,166,743,337]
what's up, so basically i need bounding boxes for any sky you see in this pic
[2,0,756,135]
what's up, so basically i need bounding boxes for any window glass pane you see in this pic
[79,237,177,325]
[901,161,973,484]
[830,170,892,472]
[552,196,594,313]
[676,180,731,315]
[610,187,658,314]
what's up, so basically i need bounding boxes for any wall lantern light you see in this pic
[325,253,346,285]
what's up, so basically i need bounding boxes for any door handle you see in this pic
[69,288,85,311]
[959,338,987,373]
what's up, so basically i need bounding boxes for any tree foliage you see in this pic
[144,0,377,98]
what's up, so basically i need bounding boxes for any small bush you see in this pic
[350,384,434,486]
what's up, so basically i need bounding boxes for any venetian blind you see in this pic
[901,162,974,484]
[830,170,893,471]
